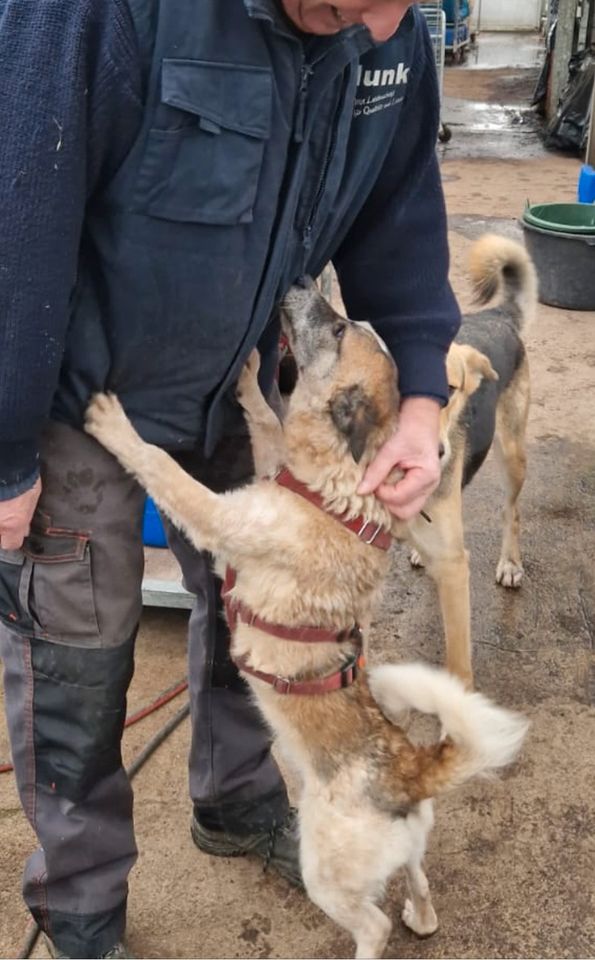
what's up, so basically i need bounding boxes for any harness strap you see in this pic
[221,467,385,694]
[222,567,362,645]
[234,652,365,695]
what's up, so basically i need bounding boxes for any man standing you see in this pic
[0,0,460,955]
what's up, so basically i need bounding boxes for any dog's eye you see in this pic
[333,321,347,340]
[448,384,457,398]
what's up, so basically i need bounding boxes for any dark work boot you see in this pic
[45,937,133,959]
[191,807,303,887]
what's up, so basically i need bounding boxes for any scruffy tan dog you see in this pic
[85,281,527,960]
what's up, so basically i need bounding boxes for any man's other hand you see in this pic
[0,479,42,550]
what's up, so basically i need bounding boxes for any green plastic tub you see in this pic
[523,203,595,234]
[522,203,595,310]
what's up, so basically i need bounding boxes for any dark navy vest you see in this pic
[54,0,419,454]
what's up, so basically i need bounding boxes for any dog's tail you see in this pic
[368,662,528,797]
[468,234,537,333]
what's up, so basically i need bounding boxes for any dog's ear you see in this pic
[449,344,498,397]
[330,385,378,463]
[461,345,498,395]
[446,348,465,394]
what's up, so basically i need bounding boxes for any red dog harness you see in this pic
[223,467,391,695]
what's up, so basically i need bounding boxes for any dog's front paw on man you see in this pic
[496,558,524,589]
[85,392,141,458]
[236,349,262,408]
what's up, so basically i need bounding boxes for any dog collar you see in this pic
[234,651,366,696]
[274,466,392,550]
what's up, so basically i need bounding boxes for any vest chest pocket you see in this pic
[134,59,272,225]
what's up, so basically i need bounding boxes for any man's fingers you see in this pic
[358,445,401,495]
[0,479,42,553]
[376,483,430,520]
[0,530,26,551]
[375,467,439,519]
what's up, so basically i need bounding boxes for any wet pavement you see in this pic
[462,30,544,70]
[440,98,547,160]
[437,30,547,161]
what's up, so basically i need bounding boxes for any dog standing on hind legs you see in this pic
[85,281,528,959]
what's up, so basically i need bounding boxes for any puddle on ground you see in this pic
[458,31,544,70]
[440,97,547,160]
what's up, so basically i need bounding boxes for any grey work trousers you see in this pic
[0,419,287,958]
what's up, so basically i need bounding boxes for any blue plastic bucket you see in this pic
[142,497,167,548]
[578,164,595,204]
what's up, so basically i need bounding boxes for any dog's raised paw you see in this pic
[496,559,524,589]
[86,391,124,430]
[409,549,425,569]
[85,392,138,456]
[401,898,438,939]
[236,350,263,407]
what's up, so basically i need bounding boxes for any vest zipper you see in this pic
[301,78,345,255]
[294,62,313,143]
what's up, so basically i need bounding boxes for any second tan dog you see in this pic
[85,279,527,959]
[402,234,536,686]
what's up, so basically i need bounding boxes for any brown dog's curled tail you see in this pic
[368,662,529,798]
[468,233,538,333]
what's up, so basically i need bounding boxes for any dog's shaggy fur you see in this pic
[85,278,528,959]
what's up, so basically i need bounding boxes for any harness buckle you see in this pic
[340,653,360,688]
[272,676,292,694]
[356,518,382,545]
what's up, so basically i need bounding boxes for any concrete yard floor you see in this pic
[2,33,595,960]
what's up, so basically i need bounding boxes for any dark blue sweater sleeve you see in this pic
[0,0,142,499]
[334,20,461,405]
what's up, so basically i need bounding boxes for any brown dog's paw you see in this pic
[85,392,139,457]
[409,548,425,569]
[236,350,262,410]
[496,559,524,589]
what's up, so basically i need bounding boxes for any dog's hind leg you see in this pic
[306,881,392,960]
[400,798,438,938]
[402,862,438,938]
[300,803,392,959]
[494,359,530,589]
[236,349,286,478]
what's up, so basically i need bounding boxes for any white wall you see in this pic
[471,0,542,31]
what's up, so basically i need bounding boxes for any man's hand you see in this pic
[0,479,42,550]
[358,396,441,520]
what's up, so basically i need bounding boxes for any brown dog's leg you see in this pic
[408,489,473,687]
[236,350,286,478]
[494,361,529,589]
